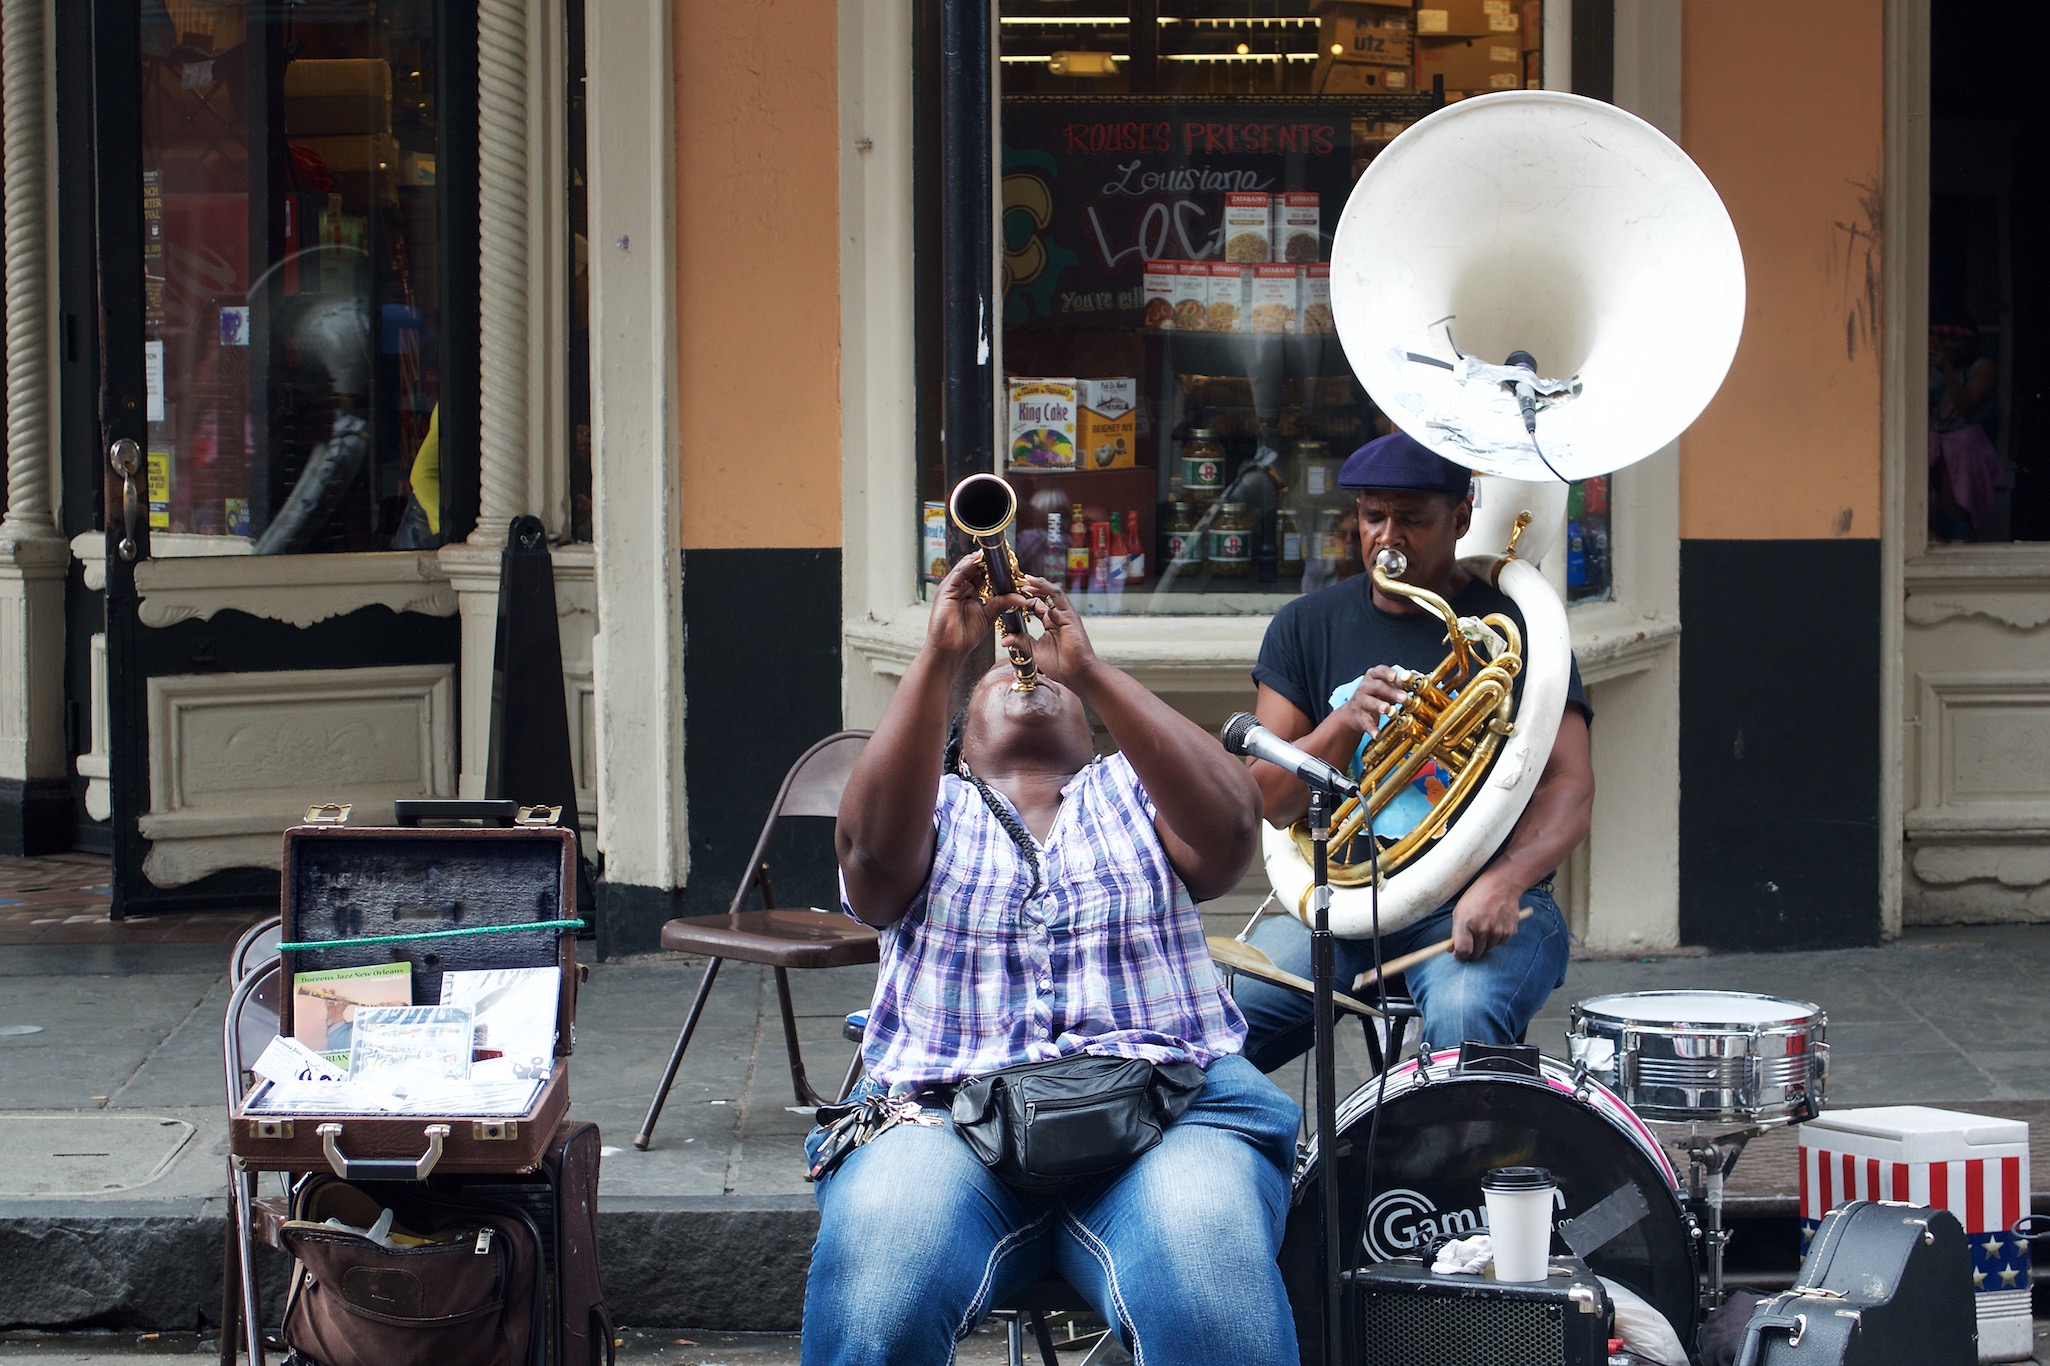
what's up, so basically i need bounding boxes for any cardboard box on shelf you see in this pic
[1318,7,1413,67]
[1249,265,1298,335]
[1312,0,1412,10]
[1173,262,1210,331]
[1415,34,1523,92]
[1414,0,1519,37]
[1077,379,1137,470]
[1315,59,1412,95]
[1223,193,1273,264]
[1143,260,1177,329]
[1007,378,1079,474]
[1301,265,1334,334]
[1205,262,1249,334]
[1277,192,1322,264]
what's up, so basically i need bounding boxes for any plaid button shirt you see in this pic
[848,753,1248,1090]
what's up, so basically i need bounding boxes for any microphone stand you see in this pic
[1307,784,1344,1366]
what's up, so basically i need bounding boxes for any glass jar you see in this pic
[1163,501,1203,575]
[1291,438,1338,501]
[1207,501,1254,577]
[1276,508,1305,577]
[1315,507,1348,566]
[1181,429,1226,503]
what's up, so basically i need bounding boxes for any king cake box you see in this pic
[1799,1105,2032,1361]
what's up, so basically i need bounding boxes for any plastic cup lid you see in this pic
[1481,1165,1555,1192]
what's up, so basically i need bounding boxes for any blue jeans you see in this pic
[1234,887,1570,1072]
[800,1054,1301,1366]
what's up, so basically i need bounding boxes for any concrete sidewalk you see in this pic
[2,851,2048,1343]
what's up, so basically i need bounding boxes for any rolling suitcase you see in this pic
[1735,1200,1975,1366]
[281,1121,613,1366]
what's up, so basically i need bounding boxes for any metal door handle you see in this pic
[108,438,142,561]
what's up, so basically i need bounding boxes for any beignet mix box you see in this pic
[1077,378,1136,470]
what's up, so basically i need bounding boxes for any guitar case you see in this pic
[1734,1200,1975,1366]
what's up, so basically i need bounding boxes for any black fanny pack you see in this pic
[949,1053,1206,1191]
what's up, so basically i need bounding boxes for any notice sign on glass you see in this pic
[1000,99,1356,331]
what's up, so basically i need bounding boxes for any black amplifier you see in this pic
[1344,1258,1614,1366]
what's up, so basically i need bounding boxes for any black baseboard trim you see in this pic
[0,777,74,857]
[596,881,686,961]
[1679,538,1882,950]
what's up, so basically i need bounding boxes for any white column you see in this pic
[473,0,530,548]
[1575,0,1684,952]
[0,0,68,834]
[586,0,687,944]
[440,0,555,799]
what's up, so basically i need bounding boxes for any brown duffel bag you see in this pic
[279,1179,541,1366]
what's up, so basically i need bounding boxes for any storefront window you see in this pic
[1566,476,1612,603]
[919,0,1548,611]
[140,1,464,553]
[1926,0,2050,545]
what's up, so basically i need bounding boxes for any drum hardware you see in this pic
[1566,990,1829,1320]
[1677,1124,1769,1313]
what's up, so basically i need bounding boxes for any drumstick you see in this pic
[1351,906,1534,992]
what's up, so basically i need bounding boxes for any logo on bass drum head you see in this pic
[1361,1188,1487,1262]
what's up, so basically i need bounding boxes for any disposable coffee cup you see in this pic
[1481,1165,1556,1283]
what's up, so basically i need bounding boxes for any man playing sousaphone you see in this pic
[1232,430,1596,1067]
[802,548,1301,1366]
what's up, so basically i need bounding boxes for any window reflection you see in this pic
[141,0,447,552]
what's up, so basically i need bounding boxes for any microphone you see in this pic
[1220,713,1360,798]
[1503,350,1541,437]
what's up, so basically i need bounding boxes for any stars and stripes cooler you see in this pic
[1799,1105,2031,1362]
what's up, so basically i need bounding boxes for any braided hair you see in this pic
[944,708,1042,894]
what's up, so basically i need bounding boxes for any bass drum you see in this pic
[1281,1050,1698,1365]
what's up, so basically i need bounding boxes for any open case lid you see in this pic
[278,822,580,1059]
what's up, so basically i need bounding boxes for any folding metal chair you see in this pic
[220,951,282,1366]
[635,731,878,1150]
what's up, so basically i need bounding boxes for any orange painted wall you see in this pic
[1680,1,1884,540]
[673,0,841,549]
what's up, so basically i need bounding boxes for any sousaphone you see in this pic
[1264,92,1746,935]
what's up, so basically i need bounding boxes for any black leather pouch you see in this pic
[949,1054,1205,1191]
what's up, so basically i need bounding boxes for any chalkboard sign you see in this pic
[1001,98,1358,331]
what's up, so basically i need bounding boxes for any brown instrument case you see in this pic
[230,804,581,1179]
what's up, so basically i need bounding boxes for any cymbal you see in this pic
[1207,936,1383,1018]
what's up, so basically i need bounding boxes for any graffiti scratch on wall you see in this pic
[1830,176,1884,362]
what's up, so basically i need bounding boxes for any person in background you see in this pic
[1928,321,2004,542]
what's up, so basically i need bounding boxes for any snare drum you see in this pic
[1568,990,1827,1126]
